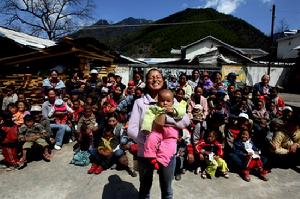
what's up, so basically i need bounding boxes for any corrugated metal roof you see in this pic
[293,45,300,50]
[0,26,56,49]
[137,58,181,64]
[236,48,269,56]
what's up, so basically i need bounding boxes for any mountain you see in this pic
[71,17,153,51]
[71,8,271,57]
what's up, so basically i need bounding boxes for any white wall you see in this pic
[246,66,292,87]
[185,40,218,60]
[277,34,300,59]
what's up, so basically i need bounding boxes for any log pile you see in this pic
[0,74,44,104]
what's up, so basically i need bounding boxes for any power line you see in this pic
[78,19,231,30]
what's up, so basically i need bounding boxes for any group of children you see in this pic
[0,70,299,183]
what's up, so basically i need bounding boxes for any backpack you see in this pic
[70,150,90,166]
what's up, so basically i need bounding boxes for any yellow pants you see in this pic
[206,157,228,177]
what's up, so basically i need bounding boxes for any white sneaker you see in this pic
[54,145,61,150]
[69,139,73,143]
[194,167,201,175]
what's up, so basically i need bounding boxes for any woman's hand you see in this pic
[154,114,166,127]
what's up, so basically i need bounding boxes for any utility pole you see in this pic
[268,4,276,75]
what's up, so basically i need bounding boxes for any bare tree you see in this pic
[276,18,290,33]
[0,0,94,40]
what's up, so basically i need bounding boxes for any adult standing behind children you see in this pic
[42,70,66,96]
[128,68,190,199]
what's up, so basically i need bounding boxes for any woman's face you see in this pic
[262,75,270,86]
[114,86,122,96]
[51,71,58,80]
[108,117,118,128]
[10,106,17,114]
[195,87,203,95]
[134,73,141,81]
[86,97,93,104]
[18,102,25,112]
[146,70,164,92]
[214,73,222,83]
[192,71,199,80]
[48,90,56,101]
[18,94,25,102]
[179,75,187,84]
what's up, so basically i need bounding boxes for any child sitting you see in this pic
[76,105,98,141]
[142,89,189,169]
[70,124,92,167]
[252,100,269,124]
[233,130,268,182]
[195,130,229,179]
[107,112,137,177]
[72,105,98,166]
[88,127,123,175]
[0,112,19,168]
[18,115,51,167]
[14,101,30,126]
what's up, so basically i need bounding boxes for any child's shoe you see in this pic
[201,171,207,179]
[42,151,51,162]
[127,168,137,177]
[242,170,251,182]
[88,163,98,174]
[222,171,229,179]
[194,167,201,175]
[94,166,103,175]
[259,170,269,181]
[150,159,159,170]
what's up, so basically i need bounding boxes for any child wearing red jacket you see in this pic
[195,130,229,179]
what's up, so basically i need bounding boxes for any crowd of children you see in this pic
[0,68,299,183]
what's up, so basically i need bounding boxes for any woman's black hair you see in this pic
[194,85,203,93]
[175,88,185,95]
[47,88,57,95]
[179,73,187,79]
[50,69,59,75]
[192,69,200,74]
[106,112,120,122]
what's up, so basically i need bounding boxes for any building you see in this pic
[277,31,300,59]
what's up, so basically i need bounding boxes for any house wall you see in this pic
[185,40,218,60]
[245,65,292,88]
[277,34,300,59]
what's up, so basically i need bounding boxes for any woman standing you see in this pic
[42,70,66,96]
[128,68,190,199]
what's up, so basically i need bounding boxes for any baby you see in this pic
[141,89,188,169]
[48,99,74,125]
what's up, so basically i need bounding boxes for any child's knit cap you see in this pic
[54,99,64,106]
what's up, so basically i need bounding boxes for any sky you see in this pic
[92,0,300,35]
